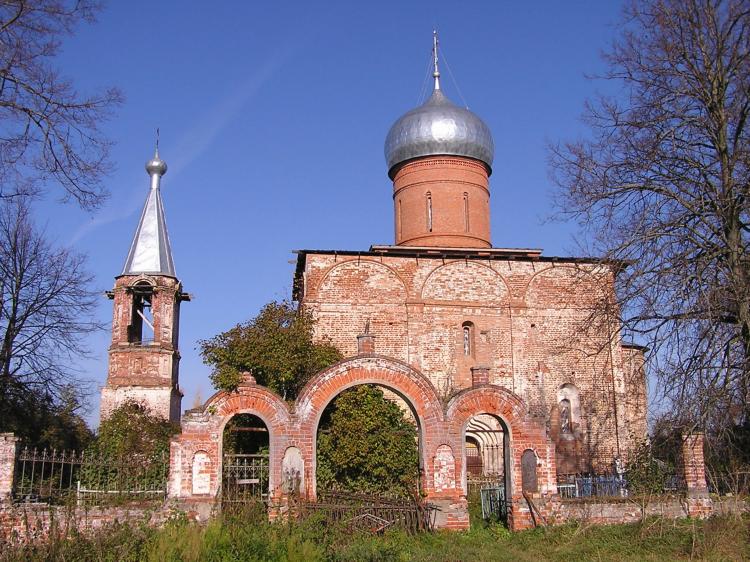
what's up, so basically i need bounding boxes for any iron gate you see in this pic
[299,490,437,533]
[480,485,507,522]
[222,453,269,505]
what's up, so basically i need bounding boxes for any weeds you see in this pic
[1,510,748,561]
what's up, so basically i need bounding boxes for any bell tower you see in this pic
[99,148,190,422]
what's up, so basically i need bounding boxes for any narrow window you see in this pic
[463,192,469,232]
[397,198,402,240]
[560,399,572,434]
[128,282,155,344]
[462,321,474,356]
[426,192,433,232]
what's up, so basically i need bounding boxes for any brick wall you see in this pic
[300,252,647,470]
[168,355,560,531]
[679,432,710,518]
[0,504,172,546]
[0,435,19,502]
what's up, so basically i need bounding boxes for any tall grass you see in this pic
[2,507,748,561]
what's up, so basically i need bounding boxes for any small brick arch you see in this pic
[294,356,444,497]
[172,384,292,502]
[420,260,510,305]
[523,264,610,309]
[447,385,526,431]
[446,385,556,502]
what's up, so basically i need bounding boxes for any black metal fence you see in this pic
[479,485,507,522]
[13,446,169,505]
[556,474,686,499]
[557,475,628,499]
[299,490,437,534]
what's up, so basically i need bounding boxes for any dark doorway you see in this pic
[222,413,269,506]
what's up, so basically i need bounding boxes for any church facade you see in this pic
[99,41,648,530]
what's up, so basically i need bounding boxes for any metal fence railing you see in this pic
[557,475,629,499]
[13,446,169,506]
[479,485,507,522]
[222,453,270,505]
[556,474,687,499]
[467,475,504,498]
[299,490,437,534]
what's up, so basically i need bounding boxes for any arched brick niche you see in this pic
[315,260,408,302]
[446,385,557,530]
[309,260,410,359]
[168,382,291,504]
[420,261,510,306]
[523,265,609,310]
[294,356,444,498]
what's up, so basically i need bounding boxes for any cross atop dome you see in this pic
[432,29,441,91]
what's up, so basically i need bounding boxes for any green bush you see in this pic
[316,385,419,497]
[625,440,675,495]
[89,401,178,460]
[199,300,341,399]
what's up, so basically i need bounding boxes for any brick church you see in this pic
[99,37,648,529]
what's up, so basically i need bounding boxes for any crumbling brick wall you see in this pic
[298,252,648,470]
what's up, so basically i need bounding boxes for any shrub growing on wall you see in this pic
[199,300,341,400]
[89,401,178,460]
[625,440,675,496]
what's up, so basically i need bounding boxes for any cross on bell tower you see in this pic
[99,146,190,422]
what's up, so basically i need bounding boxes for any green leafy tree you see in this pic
[80,402,178,496]
[317,385,419,497]
[5,384,93,450]
[89,401,178,460]
[199,300,341,399]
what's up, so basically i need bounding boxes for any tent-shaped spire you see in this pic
[121,148,176,277]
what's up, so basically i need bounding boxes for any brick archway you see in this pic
[168,365,557,530]
[170,382,291,503]
[446,385,557,530]
[294,356,444,498]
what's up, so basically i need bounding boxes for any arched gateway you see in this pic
[168,355,557,530]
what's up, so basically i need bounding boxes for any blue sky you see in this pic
[36,1,626,425]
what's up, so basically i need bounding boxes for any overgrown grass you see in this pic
[2,507,748,561]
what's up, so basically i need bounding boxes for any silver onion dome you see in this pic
[384,88,494,177]
[146,151,168,177]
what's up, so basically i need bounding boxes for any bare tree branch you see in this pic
[0,197,101,418]
[549,0,750,440]
[0,0,122,210]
